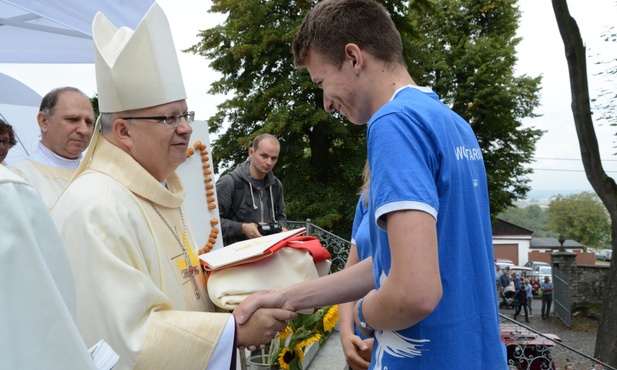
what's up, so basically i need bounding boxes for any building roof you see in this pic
[492,218,534,236]
[530,237,584,249]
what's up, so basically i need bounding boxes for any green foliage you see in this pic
[407,0,543,215]
[546,192,612,248]
[184,0,387,238]
[267,305,338,369]
[186,0,543,238]
[498,204,554,237]
[90,94,99,120]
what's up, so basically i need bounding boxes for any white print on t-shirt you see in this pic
[374,330,430,368]
[373,271,430,368]
[454,146,483,161]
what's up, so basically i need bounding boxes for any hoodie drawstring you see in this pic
[249,182,258,210]
[269,186,276,220]
[248,181,277,221]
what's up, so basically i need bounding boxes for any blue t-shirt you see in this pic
[350,193,373,339]
[366,86,507,369]
[351,193,372,262]
[540,281,553,296]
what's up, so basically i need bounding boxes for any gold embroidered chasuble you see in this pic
[51,137,228,370]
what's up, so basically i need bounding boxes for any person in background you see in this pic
[495,264,503,283]
[8,87,94,209]
[50,4,293,369]
[216,133,287,246]
[339,163,374,370]
[524,278,533,316]
[499,267,511,308]
[0,119,17,165]
[237,0,507,367]
[513,284,529,323]
[512,271,521,292]
[540,275,554,320]
[495,264,503,303]
[0,165,97,370]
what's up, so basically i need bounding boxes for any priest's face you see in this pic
[38,90,95,159]
[125,100,193,181]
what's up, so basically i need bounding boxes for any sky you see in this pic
[1,0,616,200]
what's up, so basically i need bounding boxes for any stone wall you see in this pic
[551,251,609,307]
[529,250,596,266]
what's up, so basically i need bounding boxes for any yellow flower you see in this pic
[279,325,293,339]
[297,332,322,350]
[277,347,293,369]
[268,305,339,369]
[294,346,304,362]
[323,305,338,333]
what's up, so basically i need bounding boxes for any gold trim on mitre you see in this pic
[92,2,186,113]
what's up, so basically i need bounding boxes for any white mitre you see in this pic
[92,2,186,113]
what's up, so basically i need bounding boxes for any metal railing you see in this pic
[500,314,613,370]
[553,267,572,328]
[286,220,613,370]
[287,220,351,273]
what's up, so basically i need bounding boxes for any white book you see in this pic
[89,339,119,370]
[199,227,306,270]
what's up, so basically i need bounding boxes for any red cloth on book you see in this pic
[269,235,331,262]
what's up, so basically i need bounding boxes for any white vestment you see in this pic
[8,143,81,210]
[51,137,231,370]
[0,166,97,370]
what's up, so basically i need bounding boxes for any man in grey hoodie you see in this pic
[216,134,287,246]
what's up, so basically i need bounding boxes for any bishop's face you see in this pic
[123,100,193,182]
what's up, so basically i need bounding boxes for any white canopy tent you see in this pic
[0,0,154,164]
[0,0,154,63]
[0,72,42,164]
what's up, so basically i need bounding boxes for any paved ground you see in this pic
[500,296,598,364]
[308,296,599,369]
[307,328,346,370]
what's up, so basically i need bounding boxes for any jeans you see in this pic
[541,294,552,318]
[514,302,528,322]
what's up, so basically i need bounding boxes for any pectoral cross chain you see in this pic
[150,201,201,300]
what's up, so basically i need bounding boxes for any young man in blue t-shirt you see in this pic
[237,0,507,368]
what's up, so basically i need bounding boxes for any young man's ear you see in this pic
[344,43,363,72]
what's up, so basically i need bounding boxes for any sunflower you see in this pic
[277,347,294,369]
[323,305,339,332]
[268,305,339,369]
[279,325,293,339]
[297,332,322,350]
[293,346,305,362]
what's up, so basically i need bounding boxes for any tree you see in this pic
[186,0,543,236]
[407,0,543,216]
[546,192,611,248]
[498,204,553,237]
[551,0,617,364]
[186,0,374,238]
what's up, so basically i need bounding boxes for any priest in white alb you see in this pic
[50,4,294,370]
[0,165,98,370]
[8,87,95,210]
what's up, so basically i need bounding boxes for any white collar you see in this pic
[29,142,82,169]
[389,85,434,101]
